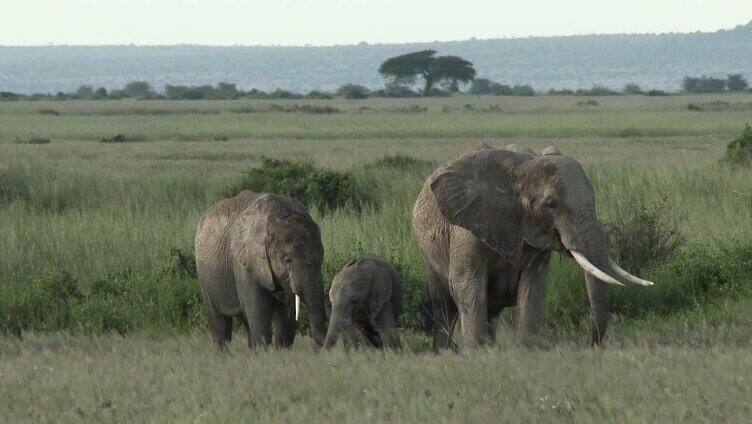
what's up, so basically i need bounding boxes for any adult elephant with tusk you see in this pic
[195,190,327,351]
[413,144,653,349]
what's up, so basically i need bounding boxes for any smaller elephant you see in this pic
[324,254,402,349]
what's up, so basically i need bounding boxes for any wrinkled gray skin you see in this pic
[324,254,402,349]
[413,143,612,349]
[195,191,327,350]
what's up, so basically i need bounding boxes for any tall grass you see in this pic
[1,94,751,336]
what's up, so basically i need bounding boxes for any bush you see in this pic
[623,83,643,94]
[37,108,60,116]
[336,84,370,99]
[388,105,428,114]
[0,91,20,101]
[374,85,419,98]
[511,85,535,96]
[575,85,619,96]
[122,80,153,98]
[0,270,81,335]
[269,104,340,114]
[99,134,144,143]
[157,247,197,277]
[305,90,333,99]
[268,89,302,99]
[0,167,29,204]
[15,136,51,144]
[683,76,727,93]
[722,123,752,166]
[645,89,670,96]
[727,74,749,92]
[548,88,574,95]
[469,78,512,95]
[604,196,686,274]
[367,154,433,171]
[0,265,205,336]
[575,100,599,107]
[224,158,375,213]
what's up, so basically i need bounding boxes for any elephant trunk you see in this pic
[302,275,327,348]
[558,214,613,345]
[323,306,347,349]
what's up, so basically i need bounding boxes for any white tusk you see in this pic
[295,295,301,321]
[608,259,654,286]
[569,251,624,286]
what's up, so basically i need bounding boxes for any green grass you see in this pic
[1,94,751,420]
[3,306,752,423]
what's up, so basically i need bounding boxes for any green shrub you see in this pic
[575,85,620,96]
[605,196,686,274]
[722,123,752,166]
[367,154,433,171]
[37,108,60,116]
[157,247,197,277]
[546,240,752,332]
[269,104,340,114]
[0,167,30,204]
[1,271,82,334]
[336,84,370,99]
[15,136,51,144]
[224,158,375,213]
[0,267,205,336]
[304,90,333,99]
[511,85,535,96]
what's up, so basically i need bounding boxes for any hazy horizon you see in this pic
[2,0,751,47]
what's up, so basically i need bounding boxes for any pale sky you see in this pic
[1,0,751,46]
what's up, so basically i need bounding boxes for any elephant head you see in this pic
[324,257,395,349]
[239,197,328,347]
[430,145,652,343]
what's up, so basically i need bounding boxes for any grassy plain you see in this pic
[1,94,751,421]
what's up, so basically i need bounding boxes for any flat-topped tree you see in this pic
[379,50,476,95]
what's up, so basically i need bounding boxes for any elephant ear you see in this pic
[430,149,523,263]
[233,210,276,292]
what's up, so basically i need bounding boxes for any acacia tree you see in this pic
[379,50,476,95]
[727,74,749,92]
[431,55,476,92]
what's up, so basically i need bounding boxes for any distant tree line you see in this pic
[682,74,749,93]
[0,51,749,102]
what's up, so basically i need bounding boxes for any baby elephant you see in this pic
[324,254,402,349]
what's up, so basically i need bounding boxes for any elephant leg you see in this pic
[425,264,457,351]
[487,268,515,343]
[273,299,297,349]
[375,307,401,350]
[449,257,490,348]
[207,303,233,351]
[516,249,551,346]
[362,320,383,348]
[430,299,458,351]
[244,290,274,349]
[241,316,254,349]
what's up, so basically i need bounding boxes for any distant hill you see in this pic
[1,21,751,94]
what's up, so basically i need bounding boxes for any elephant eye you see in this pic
[284,256,293,266]
[544,198,557,210]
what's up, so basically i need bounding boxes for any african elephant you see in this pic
[195,190,327,350]
[324,254,402,349]
[412,144,653,349]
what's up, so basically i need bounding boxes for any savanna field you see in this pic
[2,94,752,422]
